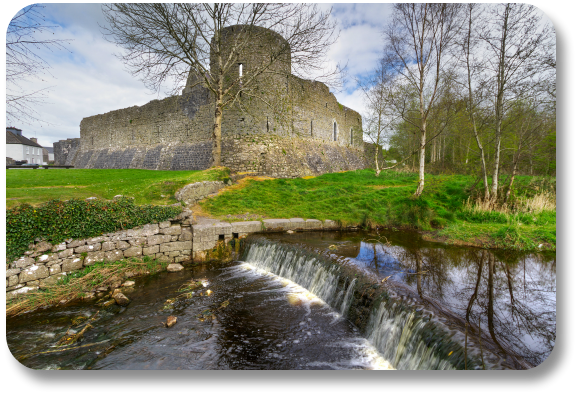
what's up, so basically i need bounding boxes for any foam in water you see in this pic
[242,239,490,370]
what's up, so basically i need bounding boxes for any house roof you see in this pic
[43,147,54,154]
[6,130,43,148]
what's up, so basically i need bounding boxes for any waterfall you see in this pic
[241,237,496,370]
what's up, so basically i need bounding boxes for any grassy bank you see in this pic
[199,169,555,251]
[6,167,230,208]
[6,256,168,317]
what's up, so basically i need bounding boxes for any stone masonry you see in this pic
[56,25,374,176]
[6,209,342,299]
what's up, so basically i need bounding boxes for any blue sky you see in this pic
[3,2,392,147]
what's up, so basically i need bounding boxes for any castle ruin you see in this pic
[55,25,373,177]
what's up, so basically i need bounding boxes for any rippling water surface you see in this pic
[7,260,392,370]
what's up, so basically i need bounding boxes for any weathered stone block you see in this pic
[142,223,159,236]
[289,218,305,230]
[147,234,172,246]
[192,224,215,237]
[62,257,84,272]
[231,221,262,234]
[143,245,160,256]
[124,246,142,258]
[129,237,147,247]
[179,228,193,241]
[168,251,180,257]
[75,243,101,253]
[14,257,35,268]
[161,225,182,235]
[8,275,19,287]
[7,286,38,300]
[105,250,124,262]
[102,241,116,251]
[213,222,233,235]
[6,268,20,277]
[156,255,171,263]
[173,256,187,263]
[49,264,61,275]
[159,221,171,229]
[58,249,74,259]
[263,219,291,232]
[305,219,323,230]
[84,251,106,266]
[116,240,131,250]
[159,241,192,253]
[26,280,40,287]
[67,239,86,248]
[166,263,184,272]
[171,235,179,242]
[323,220,339,230]
[52,242,67,252]
[89,236,106,243]
[182,249,191,255]
[35,241,53,253]
[19,265,50,283]
[200,235,217,243]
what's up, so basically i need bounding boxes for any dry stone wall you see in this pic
[6,211,341,299]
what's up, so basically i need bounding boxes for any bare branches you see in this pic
[6,4,71,125]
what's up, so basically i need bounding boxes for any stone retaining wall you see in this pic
[6,213,342,299]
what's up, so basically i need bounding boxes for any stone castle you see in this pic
[55,25,373,177]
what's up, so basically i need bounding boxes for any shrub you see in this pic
[6,197,182,262]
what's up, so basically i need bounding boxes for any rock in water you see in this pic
[113,292,131,306]
[122,280,135,287]
[166,263,184,272]
[166,316,177,328]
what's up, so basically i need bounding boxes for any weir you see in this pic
[241,236,529,370]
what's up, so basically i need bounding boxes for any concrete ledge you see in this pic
[305,219,323,230]
[231,221,262,234]
[323,220,340,230]
[213,222,233,235]
[289,218,305,230]
[263,219,291,232]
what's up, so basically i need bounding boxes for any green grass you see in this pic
[200,169,555,251]
[6,167,230,208]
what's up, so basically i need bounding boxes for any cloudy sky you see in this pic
[1,1,563,149]
[3,2,394,147]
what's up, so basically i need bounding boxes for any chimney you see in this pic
[30,137,38,143]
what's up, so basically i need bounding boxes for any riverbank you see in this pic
[199,170,556,252]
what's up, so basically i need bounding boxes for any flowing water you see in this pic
[6,230,555,370]
[263,231,556,368]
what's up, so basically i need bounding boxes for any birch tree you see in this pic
[382,3,462,196]
[478,3,553,202]
[101,3,340,167]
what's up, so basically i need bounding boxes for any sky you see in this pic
[1,2,558,149]
[2,2,393,147]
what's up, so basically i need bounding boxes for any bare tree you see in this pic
[359,59,399,176]
[478,3,553,202]
[452,3,492,200]
[101,3,340,167]
[6,4,70,125]
[382,3,462,196]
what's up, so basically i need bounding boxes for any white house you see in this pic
[6,127,44,164]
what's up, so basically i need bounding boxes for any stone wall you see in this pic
[58,25,371,177]
[53,138,81,166]
[6,212,341,299]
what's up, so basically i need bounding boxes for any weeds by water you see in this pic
[6,257,169,317]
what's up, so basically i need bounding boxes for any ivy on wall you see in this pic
[6,197,182,262]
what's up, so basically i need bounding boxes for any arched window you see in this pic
[333,122,337,142]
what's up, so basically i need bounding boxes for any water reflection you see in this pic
[266,231,556,367]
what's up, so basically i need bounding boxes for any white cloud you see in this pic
[4,2,396,146]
